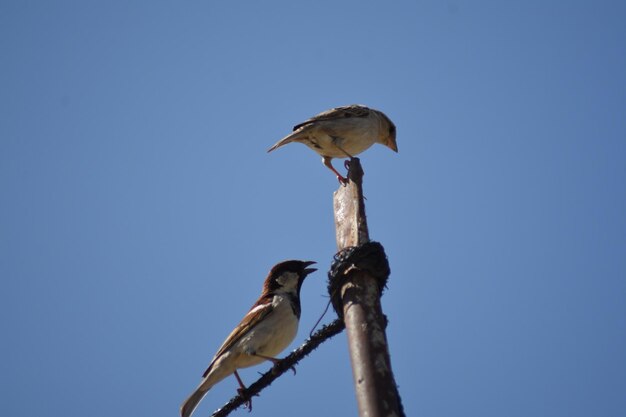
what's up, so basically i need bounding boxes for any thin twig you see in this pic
[211,319,345,417]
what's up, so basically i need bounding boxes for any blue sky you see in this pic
[2,1,625,416]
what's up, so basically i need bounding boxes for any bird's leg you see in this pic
[253,353,297,375]
[333,142,356,181]
[234,370,253,411]
[322,156,348,184]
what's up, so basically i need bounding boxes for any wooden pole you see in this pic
[333,158,404,417]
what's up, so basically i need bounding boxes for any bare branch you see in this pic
[211,319,345,417]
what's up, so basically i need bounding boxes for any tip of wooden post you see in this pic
[346,158,364,185]
[333,157,369,249]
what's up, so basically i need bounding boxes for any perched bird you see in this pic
[267,104,397,183]
[180,260,317,417]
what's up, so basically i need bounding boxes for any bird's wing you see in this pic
[292,105,370,131]
[267,105,371,153]
[202,295,274,378]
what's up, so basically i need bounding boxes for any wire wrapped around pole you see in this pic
[327,241,390,319]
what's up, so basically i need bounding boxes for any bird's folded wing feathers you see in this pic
[202,299,274,378]
[292,105,370,131]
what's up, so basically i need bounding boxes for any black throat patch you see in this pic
[286,292,301,319]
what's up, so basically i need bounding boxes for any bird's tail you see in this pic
[180,386,210,417]
[267,133,296,153]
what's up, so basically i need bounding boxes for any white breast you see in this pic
[233,294,299,368]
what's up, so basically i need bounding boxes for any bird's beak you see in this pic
[302,261,317,275]
[388,138,398,152]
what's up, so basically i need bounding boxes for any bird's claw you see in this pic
[237,388,256,412]
[339,159,354,184]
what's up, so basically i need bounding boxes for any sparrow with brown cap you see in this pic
[180,260,317,417]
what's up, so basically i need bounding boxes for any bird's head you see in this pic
[262,260,317,297]
[375,109,398,153]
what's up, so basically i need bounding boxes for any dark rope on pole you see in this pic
[328,241,391,319]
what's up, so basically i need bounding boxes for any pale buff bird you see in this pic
[267,104,397,183]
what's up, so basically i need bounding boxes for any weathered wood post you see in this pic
[331,158,404,417]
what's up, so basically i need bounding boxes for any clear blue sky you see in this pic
[2,1,625,416]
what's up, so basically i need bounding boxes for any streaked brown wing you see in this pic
[202,298,274,377]
[293,105,370,131]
